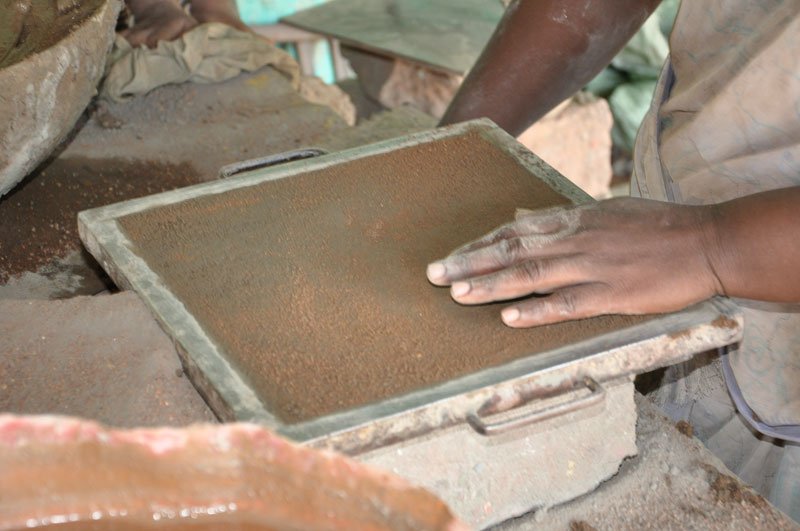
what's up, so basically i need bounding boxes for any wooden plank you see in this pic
[282,0,505,75]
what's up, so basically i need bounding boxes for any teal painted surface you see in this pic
[236,0,335,83]
[282,0,504,74]
[236,0,328,25]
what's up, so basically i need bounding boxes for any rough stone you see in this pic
[517,98,614,199]
[0,0,121,197]
[345,51,614,198]
[378,59,463,119]
[344,47,461,120]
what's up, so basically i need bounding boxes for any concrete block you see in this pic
[361,378,637,529]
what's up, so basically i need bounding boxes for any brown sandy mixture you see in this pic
[119,131,646,423]
[0,0,104,69]
[0,157,201,283]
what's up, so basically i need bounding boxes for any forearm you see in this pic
[440,0,661,136]
[188,0,248,31]
[126,0,179,16]
[706,187,800,302]
[190,0,238,16]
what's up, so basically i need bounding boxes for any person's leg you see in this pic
[121,0,197,48]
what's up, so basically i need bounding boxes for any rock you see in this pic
[343,47,461,120]
[345,49,613,198]
[0,0,121,197]
[377,59,463,119]
[517,97,614,198]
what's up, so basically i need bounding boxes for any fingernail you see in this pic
[502,307,520,324]
[427,262,446,281]
[451,282,470,297]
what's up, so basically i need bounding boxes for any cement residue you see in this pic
[118,131,645,423]
[0,156,201,284]
[0,0,104,69]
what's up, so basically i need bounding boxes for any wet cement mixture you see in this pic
[0,0,104,69]
[118,131,645,423]
[0,156,201,284]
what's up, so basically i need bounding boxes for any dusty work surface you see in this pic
[495,393,797,531]
[0,292,216,427]
[117,131,643,423]
[0,0,104,69]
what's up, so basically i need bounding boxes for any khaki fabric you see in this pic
[101,23,355,124]
[632,0,800,520]
[102,23,301,102]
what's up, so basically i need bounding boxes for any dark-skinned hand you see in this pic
[427,197,724,327]
[120,0,198,49]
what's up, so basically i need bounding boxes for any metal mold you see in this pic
[78,119,743,454]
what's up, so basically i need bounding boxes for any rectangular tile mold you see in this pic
[79,119,743,454]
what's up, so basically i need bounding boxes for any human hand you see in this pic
[190,0,252,35]
[121,0,198,48]
[426,197,723,327]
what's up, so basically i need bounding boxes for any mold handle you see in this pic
[467,376,606,436]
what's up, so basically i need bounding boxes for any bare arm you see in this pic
[440,0,661,136]
[426,188,800,327]
[708,187,800,303]
[122,0,197,48]
[189,0,251,34]
[122,0,250,48]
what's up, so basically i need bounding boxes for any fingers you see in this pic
[499,284,612,328]
[428,232,572,286]
[449,256,585,304]
[118,27,145,47]
[448,207,573,257]
[120,13,198,48]
[514,205,570,225]
[448,222,522,258]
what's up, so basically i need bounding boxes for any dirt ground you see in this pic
[495,394,796,530]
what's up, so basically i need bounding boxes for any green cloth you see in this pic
[585,0,679,152]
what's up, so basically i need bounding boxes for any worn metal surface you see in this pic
[79,119,743,453]
[282,0,504,75]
